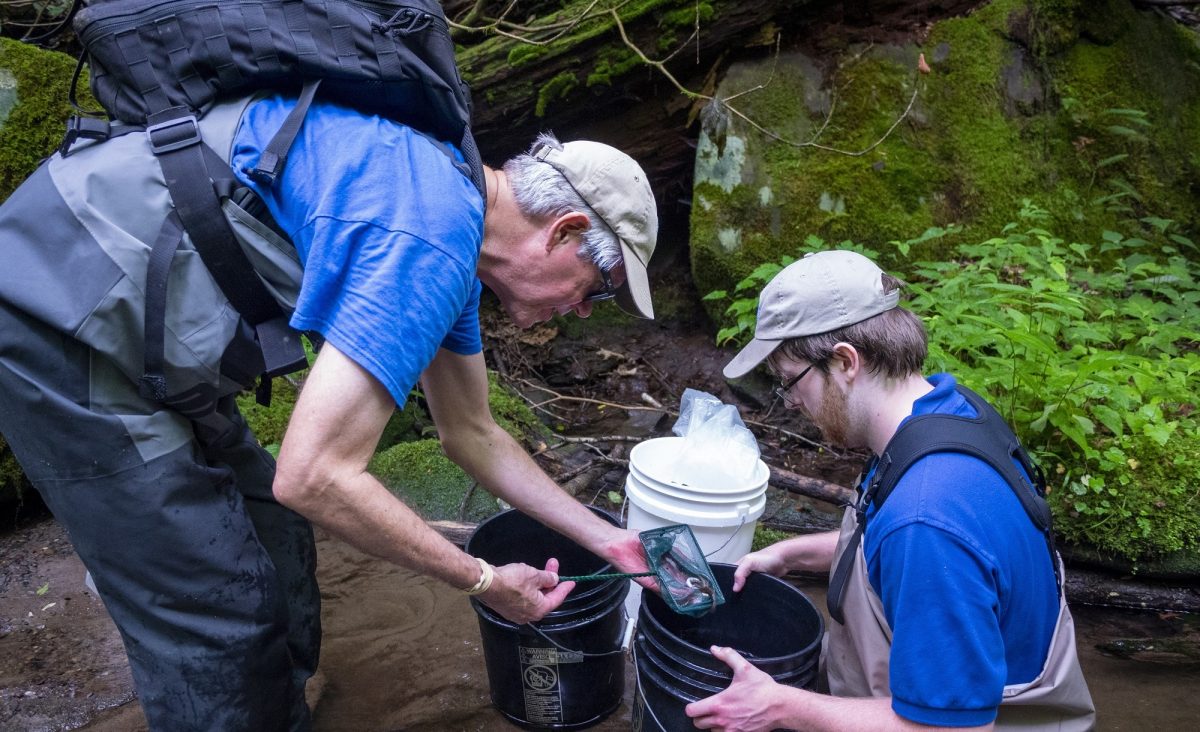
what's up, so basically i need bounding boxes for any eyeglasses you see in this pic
[773,364,815,405]
[582,268,618,303]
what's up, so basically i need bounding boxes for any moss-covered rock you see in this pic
[0,37,96,201]
[369,439,500,522]
[487,371,547,442]
[691,0,1200,319]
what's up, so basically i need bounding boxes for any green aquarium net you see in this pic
[559,524,724,617]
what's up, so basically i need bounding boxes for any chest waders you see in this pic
[0,4,483,728]
[822,385,1096,729]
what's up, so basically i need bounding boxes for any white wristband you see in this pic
[463,557,494,595]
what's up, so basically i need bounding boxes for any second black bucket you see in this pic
[633,563,824,731]
[466,507,628,730]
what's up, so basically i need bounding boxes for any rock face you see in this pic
[689,0,1200,309]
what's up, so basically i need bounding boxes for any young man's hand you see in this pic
[686,646,785,731]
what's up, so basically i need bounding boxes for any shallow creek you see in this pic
[0,517,1186,731]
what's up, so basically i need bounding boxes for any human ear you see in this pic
[830,343,861,378]
[547,211,591,250]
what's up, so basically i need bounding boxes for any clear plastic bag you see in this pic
[670,389,761,490]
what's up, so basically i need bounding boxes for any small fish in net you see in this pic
[638,524,724,616]
[556,524,724,616]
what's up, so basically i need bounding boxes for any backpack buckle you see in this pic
[147,113,201,155]
[59,115,111,157]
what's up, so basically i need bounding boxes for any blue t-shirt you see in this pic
[229,95,485,406]
[862,373,1058,727]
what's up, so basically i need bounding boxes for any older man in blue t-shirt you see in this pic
[0,88,659,730]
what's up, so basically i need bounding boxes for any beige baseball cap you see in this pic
[723,250,900,378]
[533,141,658,319]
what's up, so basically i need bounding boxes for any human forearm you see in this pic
[442,421,626,554]
[274,342,568,623]
[275,461,480,589]
[773,530,840,573]
[421,349,631,560]
[736,530,840,590]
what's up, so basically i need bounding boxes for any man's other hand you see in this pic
[479,557,575,624]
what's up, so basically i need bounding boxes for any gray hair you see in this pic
[503,132,624,271]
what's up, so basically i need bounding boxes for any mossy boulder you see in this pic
[690,0,1200,316]
[0,37,96,201]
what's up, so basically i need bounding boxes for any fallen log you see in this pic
[767,464,855,507]
[1064,566,1200,614]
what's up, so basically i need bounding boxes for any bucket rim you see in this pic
[629,436,770,492]
[624,480,767,527]
[465,506,626,617]
[638,565,825,665]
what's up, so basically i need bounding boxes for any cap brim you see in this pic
[614,239,654,319]
[723,337,782,379]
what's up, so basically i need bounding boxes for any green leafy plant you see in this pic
[707,203,1199,560]
[898,203,1199,560]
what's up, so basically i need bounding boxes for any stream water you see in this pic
[2,511,1198,730]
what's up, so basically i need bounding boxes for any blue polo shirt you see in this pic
[863,374,1059,727]
[230,95,485,407]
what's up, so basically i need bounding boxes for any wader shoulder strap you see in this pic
[141,107,306,405]
[827,386,1058,624]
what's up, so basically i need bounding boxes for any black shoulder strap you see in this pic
[140,107,307,406]
[250,80,322,185]
[827,386,1058,625]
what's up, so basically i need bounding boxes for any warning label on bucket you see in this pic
[520,646,583,665]
[519,646,577,724]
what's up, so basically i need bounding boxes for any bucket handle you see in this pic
[523,621,625,658]
[701,513,747,560]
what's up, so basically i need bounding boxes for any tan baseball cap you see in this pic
[533,141,658,319]
[723,250,900,378]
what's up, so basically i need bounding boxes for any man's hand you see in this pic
[732,547,789,592]
[478,557,576,624]
[686,646,783,731]
[597,528,658,591]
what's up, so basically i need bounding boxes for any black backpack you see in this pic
[59,0,485,406]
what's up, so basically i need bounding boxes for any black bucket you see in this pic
[632,563,824,732]
[466,508,629,730]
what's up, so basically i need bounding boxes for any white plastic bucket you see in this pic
[622,436,769,632]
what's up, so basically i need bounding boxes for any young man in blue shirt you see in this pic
[687,251,1094,731]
